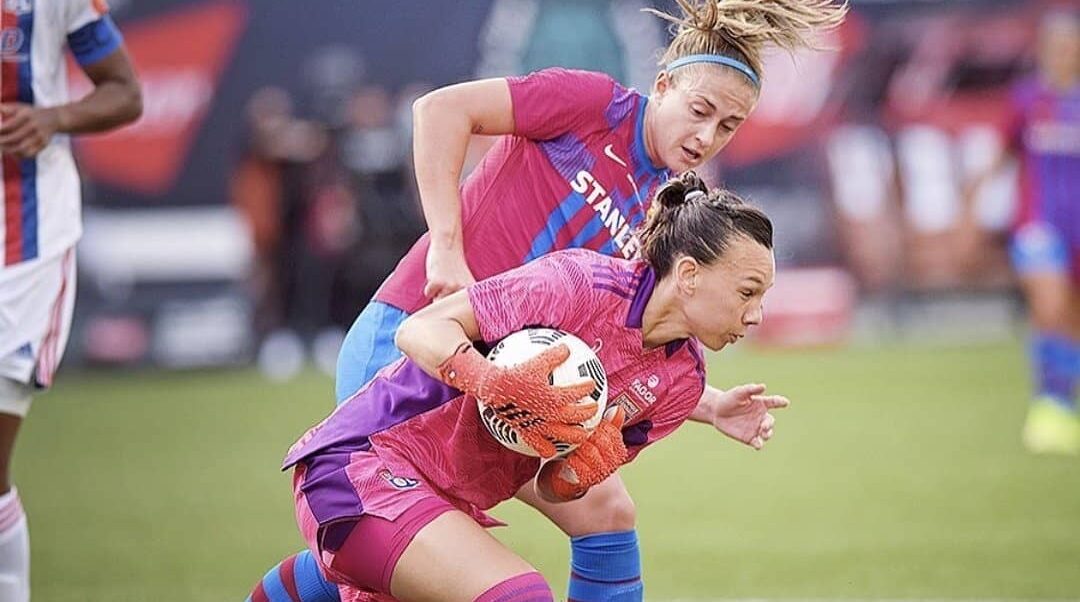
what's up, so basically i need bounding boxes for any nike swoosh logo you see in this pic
[603,143,628,168]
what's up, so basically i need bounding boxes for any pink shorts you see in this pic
[294,450,455,597]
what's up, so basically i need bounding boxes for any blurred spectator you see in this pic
[229,86,330,376]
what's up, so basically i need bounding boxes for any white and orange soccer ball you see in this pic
[478,328,607,457]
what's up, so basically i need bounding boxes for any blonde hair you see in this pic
[646,0,849,86]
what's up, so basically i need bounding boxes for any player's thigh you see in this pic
[390,509,539,601]
[515,472,636,537]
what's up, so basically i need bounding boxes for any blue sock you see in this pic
[247,550,340,602]
[567,530,643,602]
[1031,332,1079,411]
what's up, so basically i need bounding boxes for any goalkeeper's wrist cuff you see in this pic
[437,343,489,391]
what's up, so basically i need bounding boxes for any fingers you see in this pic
[761,413,775,431]
[731,383,767,398]
[527,344,571,374]
[750,436,764,450]
[554,379,598,406]
[751,394,790,409]
[520,429,558,459]
[556,400,598,424]
[568,440,603,479]
[422,281,446,300]
[541,422,591,447]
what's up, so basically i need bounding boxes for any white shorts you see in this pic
[0,248,77,391]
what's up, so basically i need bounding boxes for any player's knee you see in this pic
[1027,292,1069,332]
[578,486,637,534]
[604,491,637,532]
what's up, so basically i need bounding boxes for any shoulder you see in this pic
[512,67,616,88]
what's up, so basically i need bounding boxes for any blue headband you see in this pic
[666,54,760,87]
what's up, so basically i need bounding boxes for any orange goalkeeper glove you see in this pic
[537,406,628,501]
[438,343,599,458]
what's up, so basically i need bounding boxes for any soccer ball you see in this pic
[478,328,607,457]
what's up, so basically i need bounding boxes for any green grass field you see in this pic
[16,340,1080,601]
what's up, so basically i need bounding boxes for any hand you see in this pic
[706,383,789,450]
[0,104,60,159]
[439,343,598,458]
[424,243,476,300]
[537,406,628,501]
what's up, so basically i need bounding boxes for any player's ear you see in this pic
[675,255,699,296]
[653,70,673,98]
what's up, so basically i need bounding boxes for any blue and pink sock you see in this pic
[568,530,643,601]
[1031,332,1080,411]
[246,531,645,601]
[247,550,339,602]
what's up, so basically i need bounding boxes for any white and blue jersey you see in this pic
[0,0,124,267]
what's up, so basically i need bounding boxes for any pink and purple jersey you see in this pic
[0,0,125,266]
[284,249,705,529]
[1009,77,1080,248]
[375,68,671,314]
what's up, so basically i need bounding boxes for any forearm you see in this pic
[394,290,480,376]
[688,384,722,424]
[412,94,471,250]
[51,79,141,135]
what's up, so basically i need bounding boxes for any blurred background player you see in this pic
[966,8,1080,455]
[278,173,781,601]
[248,2,847,601]
[0,0,142,599]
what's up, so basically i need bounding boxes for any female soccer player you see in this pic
[283,173,777,601]
[965,9,1079,454]
[250,1,845,600]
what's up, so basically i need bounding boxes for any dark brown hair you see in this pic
[638,171,773,277]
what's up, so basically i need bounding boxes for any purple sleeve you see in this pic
[467,252,595,345]
[508,68,616,141]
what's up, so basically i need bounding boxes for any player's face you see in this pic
[646,67,758,173]
[681,235,774,352]
[1038,18,1080,84]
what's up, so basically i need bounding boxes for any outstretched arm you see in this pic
[689,384,789,450]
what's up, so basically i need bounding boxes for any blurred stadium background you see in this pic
[20,0,1079,599]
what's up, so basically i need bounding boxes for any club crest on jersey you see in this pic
[3,0,31,15]
[378,469,420,490]
[0,27,25,60]
[610,392,642,421]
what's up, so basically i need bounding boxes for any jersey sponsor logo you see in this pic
[646,374,660,389]
[2,0,31,15]
[568,169,642,259]
[629,377,657,406]
[378,469,420,490]
[610,392,642,420]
